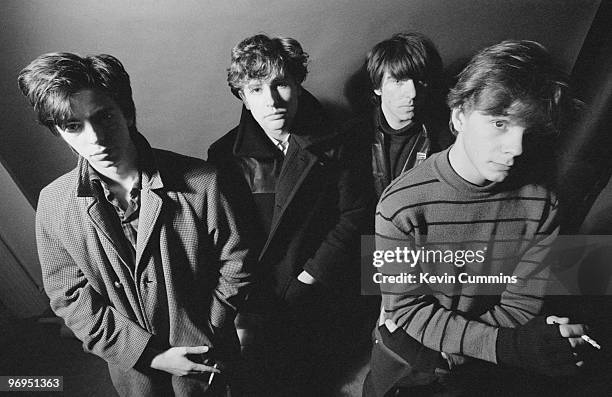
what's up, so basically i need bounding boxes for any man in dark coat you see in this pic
[208,34,372,396]
[19,52,251,396]
[342,32,454,200]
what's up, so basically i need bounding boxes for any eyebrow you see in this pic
[270,75,289,82]
[61,106,114,123]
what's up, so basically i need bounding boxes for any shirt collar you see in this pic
[267,133,290,154]
[88,164,142,201]
[76,131,162,197]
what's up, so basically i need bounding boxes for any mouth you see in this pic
[491,162,513,171]
[90,147,115,158]
[266,111,287,118]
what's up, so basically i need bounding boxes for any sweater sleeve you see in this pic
[377,212,497,364]
[378,197,559,364]
[479,198,559,328]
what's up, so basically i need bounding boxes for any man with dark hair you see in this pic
[343,32,454,200]
[208,34,370,396]
[19,52,251,396]
[364,41,592,396]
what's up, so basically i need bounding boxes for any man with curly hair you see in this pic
[208,34,371,396]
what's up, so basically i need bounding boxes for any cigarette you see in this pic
[582,334,602,350]
[208,363,219,386]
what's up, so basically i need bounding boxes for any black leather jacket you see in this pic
[342,110,454,199]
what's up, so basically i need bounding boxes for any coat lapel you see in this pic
[86,197,134,271]
[259,138,318,259]
[135,188,162,269]
[135,164,164,271]
[372,134,391,197]
[78,157,134,271]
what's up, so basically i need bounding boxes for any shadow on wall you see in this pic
[344,63,372,117]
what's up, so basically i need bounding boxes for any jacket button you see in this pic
[114,281,123,289]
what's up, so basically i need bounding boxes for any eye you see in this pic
[493,120,507,129]
[249,86,262,94]
[64,122,83,133]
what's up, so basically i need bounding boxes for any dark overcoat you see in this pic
[208,90,372,309]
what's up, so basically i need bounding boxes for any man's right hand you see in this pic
[496,316,588,377]
[150,346,221,377]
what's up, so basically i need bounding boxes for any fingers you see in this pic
[189,363,221,374]
[182,345,209,355]
[546,315,569,325]
[568,336,588,349]
[559,323,587,338]
[384,319,398,332]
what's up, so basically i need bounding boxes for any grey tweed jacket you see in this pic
[36,133,251,396]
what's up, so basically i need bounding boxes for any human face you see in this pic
[374,71,421,130]
[449,107,525,185]
[239,74,299,140]
[54,89,134,171]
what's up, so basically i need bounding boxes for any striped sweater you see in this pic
[376,147,558,364]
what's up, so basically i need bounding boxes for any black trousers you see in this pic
[236,292,378,396]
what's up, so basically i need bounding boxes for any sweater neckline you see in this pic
[434,147,500,196]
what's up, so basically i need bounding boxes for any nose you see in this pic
[502,126,524,158]
[401,79,417,99]
[263,85,280,107]
[84,121,106,145]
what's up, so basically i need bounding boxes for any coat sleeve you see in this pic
[302,132,373,291]
[379,198,558,364]
[205,170,252,329]
[36,193,153,371]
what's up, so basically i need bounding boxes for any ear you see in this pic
[450,107,465,134]
[374,87,382,96]
[238,90,250,110]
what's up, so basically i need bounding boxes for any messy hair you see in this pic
[227,34,308,98]
[366,32,443,91]
[18,52,136,135]
[447,40,571,136]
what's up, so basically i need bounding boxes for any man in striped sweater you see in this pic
[364,41,591,396]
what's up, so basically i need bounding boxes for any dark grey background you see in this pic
[0,0,600,205]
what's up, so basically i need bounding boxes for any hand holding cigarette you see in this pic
[546,315,602,350]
